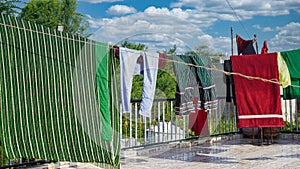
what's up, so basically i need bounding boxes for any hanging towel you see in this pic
[281,49,300,100]
[231,53,284,128]
[277,52,291,88]
[189,109,209,136]
[120,48,159,117]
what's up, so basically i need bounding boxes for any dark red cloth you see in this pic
[236,34,256,55]
[231,53,284,128]
[189,109,209,136]
[113,45,119,59]
[158,53,167,68]
[261,40,268,54]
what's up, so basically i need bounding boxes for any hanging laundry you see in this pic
[224,60,236,104]
[191,55,217,110]
[96,42,112,141]
[173,55,201,115]
[113,45,120,59]
[139,52,159,117]
[277,52,291,88]
[173,54,216,136]
[231,53,284,128]
[236,34,256,55]
[119,48,159,117]
[173,55,217,115]
[0,14,120,165]
[281,49,300,99]
[189,109,209,136]
[261,40,268,54]
[158,53,167,69]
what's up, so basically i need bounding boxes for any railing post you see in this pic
[183,114,186,139]
[296,99,299,132]
[234,105,237,132]
[162,102,165,142]
[228,103,231,133]
[158,102,160,143]
[171,101,173,140]
[120,104,122,147]
[290,100,293,132]
[129,105,132,147]
[135,102,138,146]
[144,116,147,144]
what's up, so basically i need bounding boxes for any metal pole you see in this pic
[254,34,258,54]
[296,99,299,132]
[231,27,234,56]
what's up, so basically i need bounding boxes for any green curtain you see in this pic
[0,14,119,168]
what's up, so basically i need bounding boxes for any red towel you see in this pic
[189,109,209,136]
[231,53,284,128]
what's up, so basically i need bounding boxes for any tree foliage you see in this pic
[187,45,223,63]
[20,0,90,37]
[0,0,21,15]
[121,40,148,51]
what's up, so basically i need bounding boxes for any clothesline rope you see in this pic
[161,57,296,88]
[0,21,297,89]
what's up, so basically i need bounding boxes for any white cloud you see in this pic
[269,22,300,52]
[253,24,274,32]
[106,5,137,15]
[262,27,273,32]
[171,0,300,20]
[197,35,232,54]
[78,0,122,3]
[253,24,261,29]
[86,4,299,55]
[89,7,206,52]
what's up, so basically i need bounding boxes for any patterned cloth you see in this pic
[173,55,217,115]
[0,14,120,166]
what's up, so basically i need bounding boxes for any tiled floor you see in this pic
[121,135,300,169]
[16,134,300,168]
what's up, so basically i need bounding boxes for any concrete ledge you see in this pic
[122,134,243,157]
[121,133,300,158]
[278,133,300,140]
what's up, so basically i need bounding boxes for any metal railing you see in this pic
[120,97,299,149]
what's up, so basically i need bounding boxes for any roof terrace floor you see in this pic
[121,134,300,169]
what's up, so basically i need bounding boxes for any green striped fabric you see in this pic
[0,14,120,167]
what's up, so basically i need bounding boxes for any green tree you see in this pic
[0,0,21,15]
[20,0,90,37]
[121,40,148,51]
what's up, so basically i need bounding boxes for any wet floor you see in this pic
[121,136,300,169]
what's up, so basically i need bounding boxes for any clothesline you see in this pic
[0,21,298,89]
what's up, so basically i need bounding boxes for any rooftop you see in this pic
[121,133,300,169]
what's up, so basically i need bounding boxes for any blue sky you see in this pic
[22,0,300,55]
